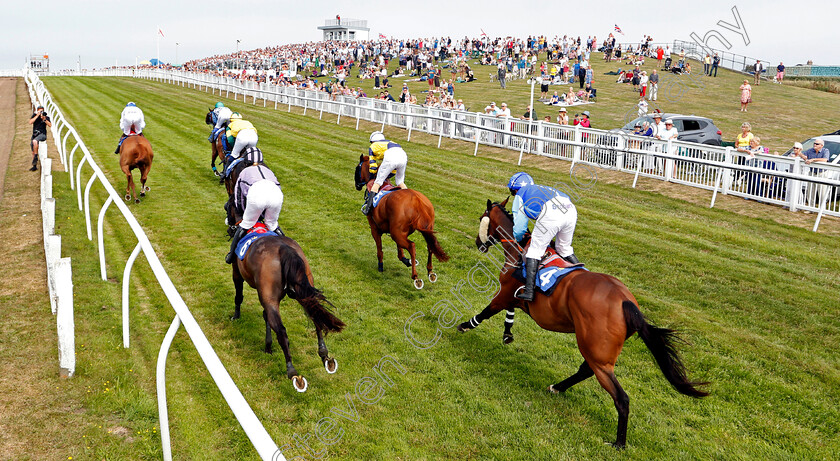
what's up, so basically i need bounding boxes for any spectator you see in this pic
[639,71,648,98]
[557,108,568,125]
[28,105,51,171]
[735,122,755,153]
[520,105,537,120]
[540,76,550,100]
[711,53,720,77]
[578,111,591,127]
[703,54,711,76]
[484,101,499,115]
[779,141,802,157]
[656,46,664,66]
[753,60,764,85]
[497,62,507,89]
[496,102,512,118]
[549,91,561,105]
[637,97,648,117]
[647,69,658,101]
[792,138,831,207]
[739,79,752,112]
[776,62,785,83]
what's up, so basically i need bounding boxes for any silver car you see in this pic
[622,113,723,146]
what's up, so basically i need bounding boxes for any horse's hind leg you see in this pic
[125,172,135,202]
[262,310,272,353]
[314,325,338,373]
[592,365,629,449]
[139,164,150,197]
[549,361,594,393]
[397,247,411,267]
[264,305,298,380]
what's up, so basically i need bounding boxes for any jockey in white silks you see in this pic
[116,102,145,154]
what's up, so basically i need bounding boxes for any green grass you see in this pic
[38,75,840,460]
[343,52,840,152]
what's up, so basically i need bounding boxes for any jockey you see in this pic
[226,112,258,159]
[214,104,233,131]
[208,102,229,142]
[115,102,145,154]
[361,131,408,214]
[508,172,579,302]
[225,162,284,264]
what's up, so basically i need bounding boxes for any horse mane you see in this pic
[493,202,514,224]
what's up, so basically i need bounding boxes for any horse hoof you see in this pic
[548,385,559,394]
[503,334,514,344]
[428,272,437,283]
[457,323,471,332]
[324,357,338,374]
[134,198,141,204]
[144,186,150,192]
[377,262,384,272]
[413,278,424,290]
[140,192,146,197]
[292,375,308,393]
[124,194,131,201]
[214,170,220,177]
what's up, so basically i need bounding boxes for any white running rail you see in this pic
[24,69,284,461]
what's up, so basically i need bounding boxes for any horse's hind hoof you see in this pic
[143,186,150,192]
[292,375,308,393]
[124,194,131,201]
[428,272,437,283]
[413,278,424,290]
[134,198,141,204]
[324,357,338,374]
[140,192,146,197]
[503,333,514,344]
[377,262,384,272]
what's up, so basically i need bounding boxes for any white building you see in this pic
[317,18,370,41]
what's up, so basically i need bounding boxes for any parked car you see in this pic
[621,113,723,145]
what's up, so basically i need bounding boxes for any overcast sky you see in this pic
[4,0,836,71]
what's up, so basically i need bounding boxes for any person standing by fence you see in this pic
[29,105,51,171]
[753,60,764,85]
[739,80,752,112]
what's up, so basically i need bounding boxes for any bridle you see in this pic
[478,203,525,255]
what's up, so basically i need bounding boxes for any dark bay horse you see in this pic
[457,198,709,448]
[355,155,449,289]
[118,135,153,203]
[226,204,344,392]
[206,110,227,177]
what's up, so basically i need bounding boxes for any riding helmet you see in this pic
[126,102,137,107]
[369,131,386,143]
[507,172,535,195]
[230,112,242,120]
[215,102,225,108]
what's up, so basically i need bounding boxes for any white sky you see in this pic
[3,0,837,71]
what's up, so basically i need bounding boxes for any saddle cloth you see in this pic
[515,247,587,296]
[236,223,280,260]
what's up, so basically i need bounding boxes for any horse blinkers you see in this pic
[354,162,365,191]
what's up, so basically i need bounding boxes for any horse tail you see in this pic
[278,245,345,333]
[622,300,709,398]
[420,230,449,262]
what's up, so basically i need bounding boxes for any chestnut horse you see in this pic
[354,155,449,289]
[226,202,344,392]
[118,135,153,203]
[205,110,227,177]
[457,198,708,448]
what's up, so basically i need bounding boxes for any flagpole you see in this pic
[156,25,160,66]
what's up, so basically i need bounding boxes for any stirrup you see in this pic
[514,286,534,301]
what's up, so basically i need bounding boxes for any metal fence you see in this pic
[42,68,840,231]
[24,69,284,461]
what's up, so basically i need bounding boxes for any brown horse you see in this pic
[355,155,449,289]
[226,204,344,392]
[211,131,226,178]
[457,198,708,448]
[118,135,153,203]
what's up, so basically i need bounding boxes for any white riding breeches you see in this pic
[374,147,407,187]
[120,111,145,135]
[525,199,577,260]
[215,108,232,129]
[239,179,284,231]
[231,129,258,159]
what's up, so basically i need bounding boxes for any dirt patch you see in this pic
[0,77,19,203]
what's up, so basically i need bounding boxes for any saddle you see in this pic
[235,223,283,260]
[522,243,584,270]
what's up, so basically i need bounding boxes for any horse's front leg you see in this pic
[231,263,244,320]
[457,302,509,334]
[369,222,385,272]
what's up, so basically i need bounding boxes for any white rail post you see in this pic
[55,257,75,378]
[97,196,114,280]
[157,315,182,461]
[122,242,143,348]
[664,139,674,182]
[789,157,802,211]
[722,146,733,195]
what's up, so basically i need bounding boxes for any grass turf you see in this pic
[32,74,840,460]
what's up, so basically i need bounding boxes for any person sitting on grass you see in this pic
[548,91,561,105]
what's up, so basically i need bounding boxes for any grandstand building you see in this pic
[317,17,369,41]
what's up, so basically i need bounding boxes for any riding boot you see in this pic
[562,253,580,264]
[515,257,540,302]
[225,227,248,264]
[115,134,126,154]
[361,190,376,215]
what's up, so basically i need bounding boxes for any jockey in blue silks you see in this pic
[508,172,580,302]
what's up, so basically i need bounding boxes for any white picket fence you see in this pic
[23,69,284,461]
[47,67,840,231]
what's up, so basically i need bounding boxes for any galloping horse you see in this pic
[118,135,153,203]
[355,155,449,289]
[458,198,708,448]
[226,203,344,392]
[205,110,227,177]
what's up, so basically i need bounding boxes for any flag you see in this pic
[336,14,340,21]
[480,29,488,37]
[614,24,624,35]
[158,27,165,38]
[379,33,386,39]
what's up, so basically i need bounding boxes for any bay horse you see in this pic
[354,155,449,289]
[206,110,227,177]
[226,202,344,392]
[457,198,708,448]
[118,134,153,203]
